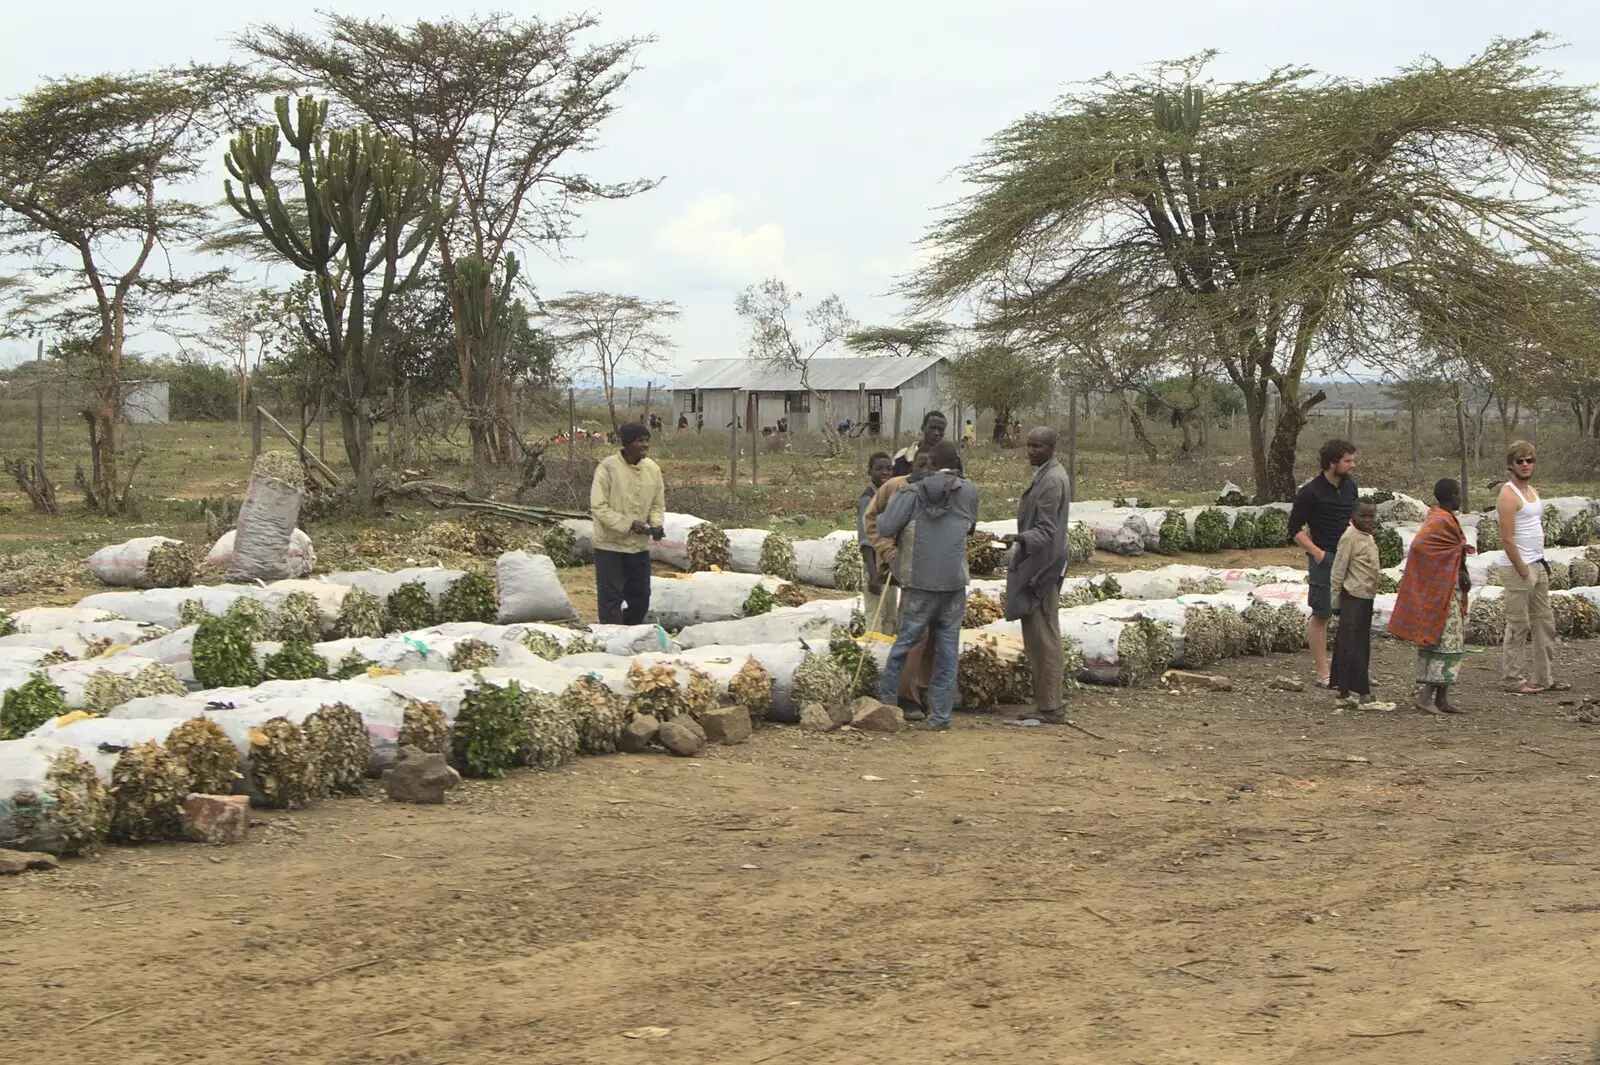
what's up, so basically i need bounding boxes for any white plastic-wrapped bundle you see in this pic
[791,539,859,589]
[207,527,316,579]
[12,605,126,632]
[586,623,679,656]
[559,519,595,562]
[74,585,260,629]
[1249,582,1310,608]
[724,529,778,574]
[1091,514,1148,556]
[44,655,157,710]
[363,671,480,723]
[106,625,197,685]
[84,536,190,589]
[982,613,1138,686]
[495,551,580,624]
[0,738,109,854]
[649,513,710,571]
[324,566,465,604]
[1113,565,1214,600]
[675,598,858,649]
[257,579,350,633]
[676,642,813,721]
[0,632,90,661]
[646,572,786,629]
[0,647,67,672]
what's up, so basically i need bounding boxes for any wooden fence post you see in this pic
[749,391,759,486]
[857,383,866,474]
[729,389,740,498]
[252,405,263,459]
[644,380,652,427]
[892,394,903,451]
[1066,384,1078,502]
[34,338,45,480]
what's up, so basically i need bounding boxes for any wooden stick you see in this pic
[65,1005,135,1035]
[1067,719,1108,741]
[1081,906,1116,925]
[256,404,343,488]
[305,958,383,984]
[1168,965,1217,984]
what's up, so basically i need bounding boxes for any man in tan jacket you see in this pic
[864,451,934,719]
[590,422,666,624]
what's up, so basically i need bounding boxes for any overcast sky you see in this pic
[1,1,1595,379]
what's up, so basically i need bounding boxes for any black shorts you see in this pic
[1306,554,1335,619]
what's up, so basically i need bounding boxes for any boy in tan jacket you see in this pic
[1328,501,1381,707]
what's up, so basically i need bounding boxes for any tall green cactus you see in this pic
[224,95,451,506]
[451,252,521,479]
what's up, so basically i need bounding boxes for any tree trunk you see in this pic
[1242,388,1272,502]
[1264,388,1326,502]
[1119,392,1159,462]
[1454,382,1470,512]
[341,402,376,508]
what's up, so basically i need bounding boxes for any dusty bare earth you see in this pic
[4,639,1600,1065]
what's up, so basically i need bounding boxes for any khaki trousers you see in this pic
[1018,589,1064,713]
[1498,563,1555,689]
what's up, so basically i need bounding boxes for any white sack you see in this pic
[84,536,186,588]
[495,551,579,623]
[649,513,710,571]
[647,572,784,630]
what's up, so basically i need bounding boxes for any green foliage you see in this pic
[0,609,17,638]
[448,637,499,672]
[1097,574,1122,601]
[1191,508,1230,553]
[271,591,323,643]
[333,651,377,679]
[541,524,580,567]
[453,678,529,778]
[966,532,1004,577]
[1068,523,1096,565]
[1258,509,1290,548]
[828,626,880,698]
[759,533,798,579]
[1374,524,1403,569]
[145,542,197,588]
[439,569,497,624]
[335,588,385,638]
[192,615,260,689]
[224,597,271,640]
[0,672,69,739]
[686,522,732,571]
[1228,512,1261,549]
[1157,510,1187,556]
[385,580,438,632]
[263,641,328,681]
[743,584,777,617]
[521,630,564,660]
[178,599,213,627]
[792,651,852,710]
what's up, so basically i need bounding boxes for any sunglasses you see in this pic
[1513,457,1536,465]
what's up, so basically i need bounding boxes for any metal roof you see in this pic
[671,355,947,392]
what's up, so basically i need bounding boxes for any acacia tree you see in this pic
[909,36,1600,501]
[540,292,678,430]
[224,95,450,506]
[0,65,258,510]
[846,321,951,357]
[946,339,1054,438]
[164,278,279,422]
[735,278,856,455]
[238,13,658,472]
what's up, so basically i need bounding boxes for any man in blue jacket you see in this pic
[876,439,979,731]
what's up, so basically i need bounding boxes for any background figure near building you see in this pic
[1287,438,1358,687]
[589,422,665,625]
[1494,440,1565,695]
[876,440,979,731]
[859,452,896,633]
[1002,428,1072,724]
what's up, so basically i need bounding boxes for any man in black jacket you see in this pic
[893,410,963,477]
[1287,437,1358,688]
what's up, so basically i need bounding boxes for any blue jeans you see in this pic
[878,588,963,727]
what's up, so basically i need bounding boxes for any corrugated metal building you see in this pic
[670,356,952,437]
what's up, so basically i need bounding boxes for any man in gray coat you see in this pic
[877,440,979,731]
[1002,427,1072,724]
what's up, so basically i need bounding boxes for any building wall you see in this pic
[123,381,169,424]
[670,363,953,439]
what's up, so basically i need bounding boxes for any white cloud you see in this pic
[653,194,787,280]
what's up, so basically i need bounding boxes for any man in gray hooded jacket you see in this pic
[1002,427,1072,723]
[876,440,979,730]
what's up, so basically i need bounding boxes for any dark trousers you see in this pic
[595,549,652,625]
[1331,591,1374,696]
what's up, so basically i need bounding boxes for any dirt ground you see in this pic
[5,638,1600,1065]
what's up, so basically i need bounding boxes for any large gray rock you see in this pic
[798,703,836,732]
[0,848,58,875]
[658,719,706,757]
[697,705,752,745]
[619,713,661,753]
[849,698,904,733]
[383,746,462,803]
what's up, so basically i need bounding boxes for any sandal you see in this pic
[1547,682,1573,693]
